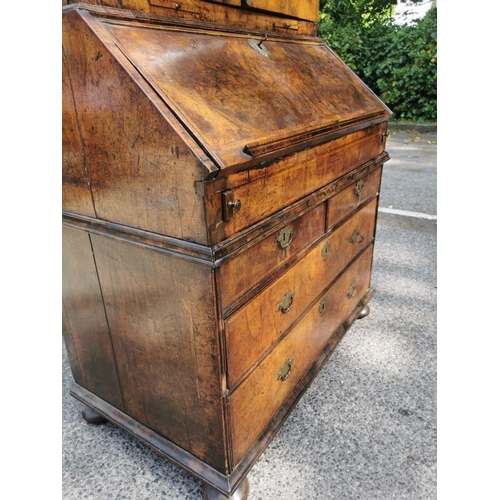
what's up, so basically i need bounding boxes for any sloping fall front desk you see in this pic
[62,3,391,498]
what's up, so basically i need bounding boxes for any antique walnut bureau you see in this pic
[62,1,391,498]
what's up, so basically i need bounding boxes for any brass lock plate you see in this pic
[248,37,270,58]
[318,297,327,316]
[321,240,331,261]
[277,358,294,381]
[276,226,293,249]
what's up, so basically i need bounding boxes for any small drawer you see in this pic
[225,197,378,388]
[228,244,374,464]
[327,166,382,230]
[218,204,326,314]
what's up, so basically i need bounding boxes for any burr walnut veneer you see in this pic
[62,1,391,498]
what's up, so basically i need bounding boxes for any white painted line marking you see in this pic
[378,207,437,220]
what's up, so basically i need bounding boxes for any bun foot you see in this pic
[357,304,370,319]
[204,477,250,500]
[81,405,107,425]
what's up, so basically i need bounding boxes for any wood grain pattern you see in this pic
[327,166,382,229]
[70,384,241,494]
[62,46,96,217]
[62,10,210,243]
[205,0,241,6]
[149,1,309,34]
[89,234,228,472]
[244,0,319,21]
[62,226,124,409]
[213,126,385,240]
[100,22,389,170]
[229,244,374,464]
[218,203,325,313]
[208,153,388,252]
[225,198,378,388]
[64,1,318,36]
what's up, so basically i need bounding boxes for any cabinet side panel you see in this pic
[90,234,227,472]
[62,10,209,244]
[62,226,125,410]
[62,46,96,217]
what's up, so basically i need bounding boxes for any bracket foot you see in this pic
[357,304,370,319]
[81,405,107,425]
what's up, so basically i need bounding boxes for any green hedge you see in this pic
[319,6,437,122]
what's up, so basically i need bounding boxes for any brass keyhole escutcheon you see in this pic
[277,358,294,381]
[276,291,295,314]
[346,283,356,299]
[318,297,327,316]
[276,226,293,249]
[349,229,364,244]
[354,179,364,197]
[257,33,268,49]
[248,38,270,58]
[321,240,331,261]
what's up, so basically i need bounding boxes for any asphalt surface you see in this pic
[62,128,437,499]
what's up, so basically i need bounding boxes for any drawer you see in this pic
[228,244,374,464]
[225,197,378,388]
[221,125,386,237]
[327,166,382,230]
[218,204,326,314]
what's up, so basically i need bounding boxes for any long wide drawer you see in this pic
[228,244,374,465]
[225,197,378,388]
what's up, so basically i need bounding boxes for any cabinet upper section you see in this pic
[62,1,320,34]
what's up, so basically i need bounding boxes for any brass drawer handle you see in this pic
[222,190,241,221]
[277,358,294,381]
[318,297,327,316]
[276,291,295,314]
[346,283,356,299]
[227,199,242,211]
[321,240,331,261]
[349,229,364,244]
[354,179,365,197]
[276,226,293,249]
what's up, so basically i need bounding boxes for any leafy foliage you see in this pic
[319,1,437,122]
